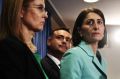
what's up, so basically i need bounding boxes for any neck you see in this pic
[91,42,98,55]
[21,24,36,53]
[48,49,63,61]
[22,29,34,43]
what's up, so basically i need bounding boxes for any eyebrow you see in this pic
[33,3,45,7]
[97,19,103,21]
[85,18,103,22]
[87,18,102,20]
[56,35,71,39]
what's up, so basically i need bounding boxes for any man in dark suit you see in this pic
[41,27,72,79]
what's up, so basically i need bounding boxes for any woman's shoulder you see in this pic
[65,46,84,57]
[0,36,26,51]
[68,46,84,52]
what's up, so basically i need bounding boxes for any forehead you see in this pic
[29,0,45,6]
[86,12,102,20]
[54,30,71,37]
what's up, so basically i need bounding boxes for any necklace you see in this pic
[26,42,37,53]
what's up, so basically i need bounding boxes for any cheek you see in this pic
[67,44,71,49]
[82,29,90,36]
[23,11,37,24]
[30,12,40,21]
[81,26,90,35]
[51,40,59,46]
[27,9,41,21]
[100,27,105,36]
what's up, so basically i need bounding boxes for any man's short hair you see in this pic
[50,27,70,36]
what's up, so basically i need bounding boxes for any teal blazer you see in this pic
[60,41,107,79]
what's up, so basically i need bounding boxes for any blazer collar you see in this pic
[78,41,107,77]
[78,41,94,57]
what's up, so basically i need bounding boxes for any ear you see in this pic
[77,27,83,37]
[47,37,52,46]
[79,31,83,37]
[20,8,25,18]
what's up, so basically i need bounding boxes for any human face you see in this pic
[21,0,48,32]
[48,30,72,54]
[80,12,105,43]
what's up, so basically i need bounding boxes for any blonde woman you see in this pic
[0,0,48,79]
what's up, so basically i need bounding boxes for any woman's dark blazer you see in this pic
[0,36,45,79]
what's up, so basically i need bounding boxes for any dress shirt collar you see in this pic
[47,53,60,68]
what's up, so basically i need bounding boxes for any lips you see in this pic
[40,21,45,24]
[59,45,67,50]
[91,32,102,38]
[92,32,101,35]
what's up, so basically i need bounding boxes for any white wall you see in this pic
[100,25,120,79]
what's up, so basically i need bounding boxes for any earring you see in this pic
[78,31,82,37]
[80,33,83,37]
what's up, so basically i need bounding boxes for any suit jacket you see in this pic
[0,36,46,79]
[41,55,60,79]
[60,41,107,79]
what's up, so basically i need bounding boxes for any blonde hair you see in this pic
[0,0,24,40]
[0,0,35,41]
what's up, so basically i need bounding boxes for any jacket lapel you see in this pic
[78,41,107,78]
[46,55,60,71]
[92,49,107,78]
[92,56,107,77]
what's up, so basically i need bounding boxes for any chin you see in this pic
[36,24,44,30]
[93,37,103,40]
[91,39,102,43]
[38,25,44,30]
[38,26,44,31]
[33,28,42,32]
[62,50,67,53]
[39,28,43,31]
[59,49,65,53]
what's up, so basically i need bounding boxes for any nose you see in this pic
[93,22,99,30]
[62,38,69,45]
[44,11,48,19]
[62,40,67,47]
[63,38,67,42]
[60,38,66,44]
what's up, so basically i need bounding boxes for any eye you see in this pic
[97,20,103,25]
[66,38,71,43]
[86,19,94,26]
[56,36,64,41]
[37,6,45,12]
[32,5,45,12]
